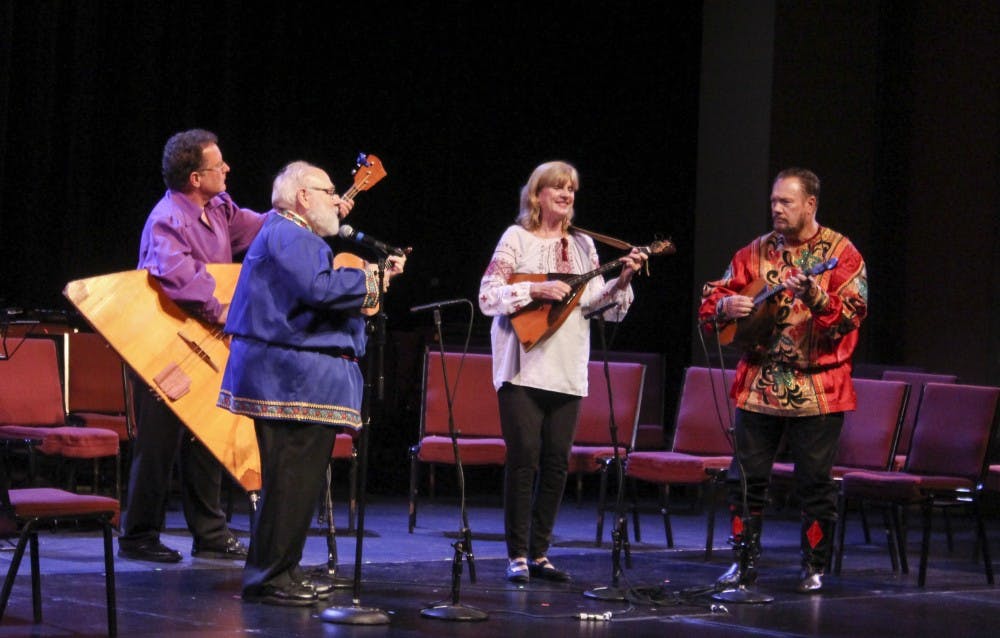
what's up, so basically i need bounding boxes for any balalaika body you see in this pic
[509,238,674,351]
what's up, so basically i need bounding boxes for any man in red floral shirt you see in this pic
[699,167,868,594]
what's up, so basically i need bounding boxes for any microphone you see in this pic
[584,301,618,321]
[410,298,469,313]
[338,225,409,257]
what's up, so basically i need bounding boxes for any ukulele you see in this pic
[341,152,386,200]
[333,153,389,316]
[717,257,839,349]
[509,238,675,352]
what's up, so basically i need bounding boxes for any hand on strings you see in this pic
[718,295,753,320]
[615,247,648,288]
[785,272,815,299]
[385,254,406,279]
[530,279,571,301]
[366,254,406,291]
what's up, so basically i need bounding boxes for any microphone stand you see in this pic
[315,461,352,589]
[420,307,487,621]
[582,302,633,602]
[322,259,392,625]
[703,320,773,605]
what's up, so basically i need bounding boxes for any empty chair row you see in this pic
[408,349,646,535]
[0,337,121,497]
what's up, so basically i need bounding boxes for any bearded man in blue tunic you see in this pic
[218,160,405,607]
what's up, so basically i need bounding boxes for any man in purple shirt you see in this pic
[118,129,263,563]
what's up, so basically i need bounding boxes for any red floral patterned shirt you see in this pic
[699,227,868,416]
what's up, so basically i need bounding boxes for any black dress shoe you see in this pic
[304,577,334,600]
[528,557,571,582]
[192,535,248,560]
[243,583,318,607]
[298,565,350,598]
[118,540,183,563]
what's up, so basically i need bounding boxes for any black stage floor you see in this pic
[2,488,999,637]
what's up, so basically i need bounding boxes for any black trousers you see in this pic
[120,376,231,548]
[243,418,338,592]
[725,408,844,521]
[497,383,580,560]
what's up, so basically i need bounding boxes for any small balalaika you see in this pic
[509,238,675,352]
[717,257,839,350]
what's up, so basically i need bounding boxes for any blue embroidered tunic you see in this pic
[217,210,380,429]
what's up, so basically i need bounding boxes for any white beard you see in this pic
[310,206,340,237]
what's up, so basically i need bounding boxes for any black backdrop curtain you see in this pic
[2,1,998,394]
[0,2,701,362]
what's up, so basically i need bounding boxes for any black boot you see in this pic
[797,518,834,594]
[716,513,763,590]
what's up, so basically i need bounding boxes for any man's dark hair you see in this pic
[775,167,820,200]
[161,129,218,191]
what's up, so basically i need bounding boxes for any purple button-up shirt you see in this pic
[137,189,264,322]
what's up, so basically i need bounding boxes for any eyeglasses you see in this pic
[197,161,228,173]
[306,186,337,197]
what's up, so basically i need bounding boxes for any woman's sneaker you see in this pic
[506,557,529,583]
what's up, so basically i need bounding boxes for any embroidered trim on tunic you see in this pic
[276,208,314,232]
[361,268,380,308]
[218,390,363,430]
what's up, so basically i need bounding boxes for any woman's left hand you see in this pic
[616,247,647,287]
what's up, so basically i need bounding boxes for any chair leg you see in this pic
[629,477,641,543]
[408,448,419,533]
[942,507,954,552]
[576,472,584,507]
[594,460,610,546]
[704,477,719,560]
[880,506,900,573]
[894,505,909,574]
[29,533,41,622]
[102,518,118,636]
[918,500,933,587]
[899,505,910,551]
[658,485,674,548]
[0,525,33,622]
[884,505,910,574]
[428,463,436,500]
[114,451,122,502]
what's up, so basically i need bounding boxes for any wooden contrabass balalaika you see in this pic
[62,154,387,491]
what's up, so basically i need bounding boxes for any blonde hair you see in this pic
[515,161,579,231]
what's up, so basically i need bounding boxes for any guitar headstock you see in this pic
[807,257,838,276]
[644,238,677,256]
[351,153,387,192]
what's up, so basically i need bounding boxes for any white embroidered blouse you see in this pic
[478,225,634,396]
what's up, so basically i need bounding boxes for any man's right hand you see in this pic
[718,295,753,320]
